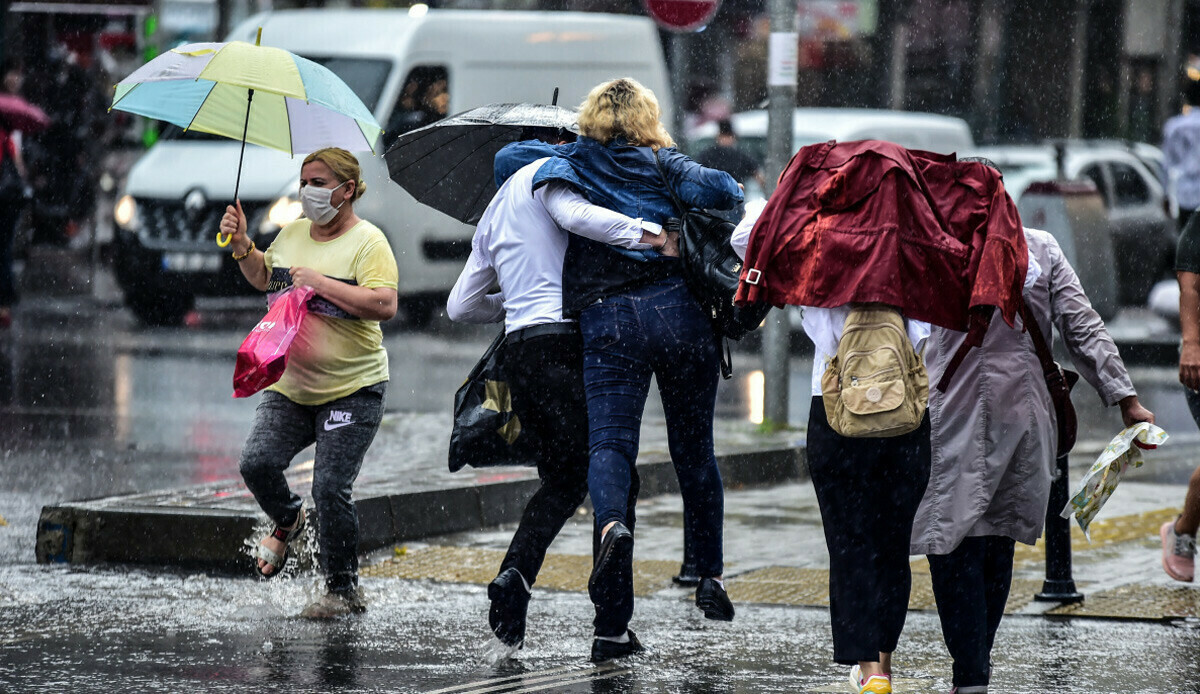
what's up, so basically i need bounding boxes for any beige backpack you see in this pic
[821,306,928,438]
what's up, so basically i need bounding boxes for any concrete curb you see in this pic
[36,444,806,572]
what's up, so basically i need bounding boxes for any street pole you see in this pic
[761,0,796,429]
[671,32,689,152]
[1035,454,1084,603]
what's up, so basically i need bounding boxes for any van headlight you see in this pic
[259,195,303,233]
[114,194,138,230]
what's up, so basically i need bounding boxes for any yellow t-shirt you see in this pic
[263,218,398,405]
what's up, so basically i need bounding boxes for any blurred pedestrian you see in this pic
[496,77,744,662]
[446,126,671,650]
[914,224,1153,694]
[0,60,30,329]
[694,119,763,190]
[219,147,397,618]
[1167,211,1200,582]
[1162,77,1200,230]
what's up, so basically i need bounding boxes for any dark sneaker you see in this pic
[488,568,531,648]
[672,562,700,587]
[589,522,633,595]
[299,588,367,619]
[589,629,643,663]
[694,577,734,621]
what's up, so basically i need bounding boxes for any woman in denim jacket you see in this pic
[496,78,742,662]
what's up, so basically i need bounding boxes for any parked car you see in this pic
[687,107,975,160]
[966,141,1176,306]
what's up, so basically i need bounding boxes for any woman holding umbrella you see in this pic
[219,146,398,619]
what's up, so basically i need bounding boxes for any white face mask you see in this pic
[301,180,348,225]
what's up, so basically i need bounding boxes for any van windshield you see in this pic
[161,56,391,141]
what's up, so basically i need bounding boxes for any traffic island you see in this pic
[35,416,805,572]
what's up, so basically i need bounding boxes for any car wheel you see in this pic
[126,288,195,327]
[397,296,442,328]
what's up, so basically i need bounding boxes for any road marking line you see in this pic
[504,666,634,693]
[424,663,620,694]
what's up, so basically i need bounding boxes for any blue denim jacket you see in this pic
[495,137,744,313]
[495,136,744,227]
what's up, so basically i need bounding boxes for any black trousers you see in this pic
[497,329,591,585]
[928,535,1016,688]
[807,396,931,665]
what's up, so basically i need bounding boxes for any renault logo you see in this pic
[184,189,207,215]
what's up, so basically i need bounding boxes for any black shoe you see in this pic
[672,562,700,587]
[695,577,734,621]
[589,629,644,663]
[589,522,633,594]
[488,568,531,648]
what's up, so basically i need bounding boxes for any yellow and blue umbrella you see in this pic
[109,30,382,246]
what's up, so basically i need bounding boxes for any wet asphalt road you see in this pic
[3,297,1200,691]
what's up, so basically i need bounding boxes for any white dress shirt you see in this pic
[446,158,657,333]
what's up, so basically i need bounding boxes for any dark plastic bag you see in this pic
[448,330,539,472]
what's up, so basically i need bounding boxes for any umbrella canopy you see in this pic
[385,103,578,225]
[0,94,49,133]
[110,40,382,155]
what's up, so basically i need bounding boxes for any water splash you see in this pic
[476,634,521,667]
[240,508,319,581]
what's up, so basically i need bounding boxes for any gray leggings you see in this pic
[239,382,386,592]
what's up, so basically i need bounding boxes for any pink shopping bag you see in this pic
[233,285,315,398]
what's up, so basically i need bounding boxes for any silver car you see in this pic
[968,141,1176,306]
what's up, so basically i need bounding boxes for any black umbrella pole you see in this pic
[233,88,255,203]
[1035,453,1084,603]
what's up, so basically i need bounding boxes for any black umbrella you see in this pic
[384,102,579,225]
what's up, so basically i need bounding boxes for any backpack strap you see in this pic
[935,308,992,392]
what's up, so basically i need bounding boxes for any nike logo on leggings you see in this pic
[324,411,355,431]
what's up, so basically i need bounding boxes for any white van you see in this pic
[113,9,672,325]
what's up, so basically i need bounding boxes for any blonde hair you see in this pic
[303,147,367,200]
[577,78,675,150]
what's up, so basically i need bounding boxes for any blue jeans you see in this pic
[580,276,724,578]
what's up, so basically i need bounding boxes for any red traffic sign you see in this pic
[644,0,720,32]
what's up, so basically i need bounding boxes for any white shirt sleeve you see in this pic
[731,204,762,261]
[539,181,653,249]
[446,245,505,324]
[1024,247,1042,290]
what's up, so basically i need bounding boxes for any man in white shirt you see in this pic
[447,141,671,652]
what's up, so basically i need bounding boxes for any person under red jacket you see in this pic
[735,139,1027,352]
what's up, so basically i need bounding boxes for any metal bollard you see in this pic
[1035,453,1084,603]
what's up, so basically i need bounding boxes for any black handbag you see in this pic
[448,330,539,472]
[650,150,770,366]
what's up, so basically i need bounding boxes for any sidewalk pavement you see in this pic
[365,476,1200,624]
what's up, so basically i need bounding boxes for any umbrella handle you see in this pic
[216,232,232,247]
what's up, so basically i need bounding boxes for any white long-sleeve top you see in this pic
[446,158,658,333]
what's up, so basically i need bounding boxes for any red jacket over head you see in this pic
[736,140,1028,338]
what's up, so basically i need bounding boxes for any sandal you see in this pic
[254,508,306,579]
